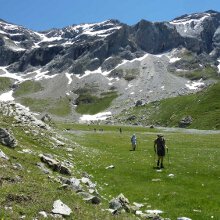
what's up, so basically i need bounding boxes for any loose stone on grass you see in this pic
[52,199,72,216]
[0,128,17,148]
[0,149,9,160]
[39,154,71,175]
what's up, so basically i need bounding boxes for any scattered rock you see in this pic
[0,149,9,160]
[152,179,161,182]
[179,116,193,128]
[59,177,82,192]
[127,115,136,121]
[135,100,143,107]
[12,163,23,170]
[177,217,192,220]
[0,128,17,148]
[145,210,163,215]
[36,162,52,174]
[109,193,130,213]
[38,211,48,218]
[41,113,52,123]
[105,165,115,169]
[39,154,71,175]
[81,177,96,188]
[168,174,175,178]
[52,199,72,216]
[133,202,144,208]
[77,192,101,205]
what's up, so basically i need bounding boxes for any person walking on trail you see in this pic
[131,134,137,151]
[154,134,167,168]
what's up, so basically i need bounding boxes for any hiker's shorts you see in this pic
[157,149,165,157]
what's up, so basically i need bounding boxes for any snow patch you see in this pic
[185,80,204,90]
[79,112,112,122]
[218,59,220,73]
[169,57,181,63]
[34,69,58,81]
[0,66,24,81]
[65,72,73,85]
[0,90,14,101]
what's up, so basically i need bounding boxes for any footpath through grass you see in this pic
[58,123,220,220]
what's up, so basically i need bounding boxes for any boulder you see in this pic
[109,193,130,213]
[0,128,17,148]
[179,116,193,128]
[127,115,136,121]
[77,192,101,205]
[41,113,52,123]
[135,100,143,107]
[39,154,71,175]
[59,177,82,192]
[52,199,72,216]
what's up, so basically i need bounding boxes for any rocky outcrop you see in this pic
[0,128,17,148]
[109,193,130,213]
[39,154,71,175]
[1,11,220,74]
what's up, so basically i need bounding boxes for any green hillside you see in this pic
[116,82,220,130]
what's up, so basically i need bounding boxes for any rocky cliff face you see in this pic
[0,11,220,121]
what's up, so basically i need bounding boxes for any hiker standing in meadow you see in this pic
[154,134,167,168]
[130,134,137,151]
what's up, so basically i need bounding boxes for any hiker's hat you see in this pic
[157,134,163,137]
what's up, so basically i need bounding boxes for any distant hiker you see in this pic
[119,128,122,133]
[154,134,167,168]
[130,134,137,151]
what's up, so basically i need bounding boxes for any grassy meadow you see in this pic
[1,112,220,219]
[116,82,220,129]
[56,123,220,220]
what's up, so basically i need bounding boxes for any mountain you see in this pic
[0,11,220,122]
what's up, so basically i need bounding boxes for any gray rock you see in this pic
[0,149,9,160]
[127,115,136,121]
[38,211,48,218]
[109,193,130,212]
[77,192,101,204]
[12,163,23,170]
[41,113,52,123]
[36,162,52,174]
[179,116,193,128]
[59,177,82,192]
[0,128,17,148]
[135,100,143,107]
[39,154,71,175]
[51,199,72,216]
[177,218,192,220]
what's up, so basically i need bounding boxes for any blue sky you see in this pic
[1,0,220,31]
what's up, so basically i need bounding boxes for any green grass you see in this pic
[76,92,118,115]
[57,122,220,220]
[1,107,220,219]
[18,97,71,116]
[14,80,43,97]
[0,114,132,220]
[117,82,220,129]
[175,65,218,80]
[0,77,13,91]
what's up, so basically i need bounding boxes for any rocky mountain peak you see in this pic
[0,11,220,121]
